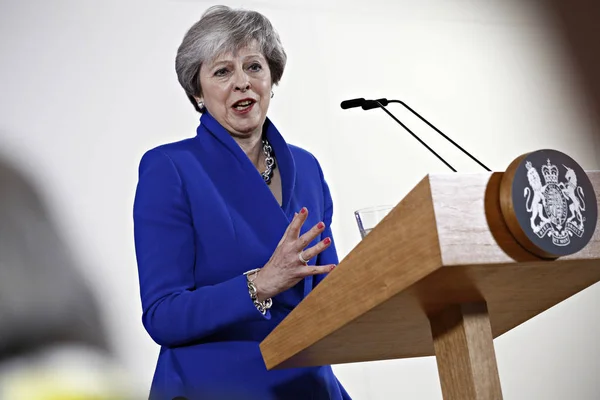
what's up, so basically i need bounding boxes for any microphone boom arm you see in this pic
[387,100,491,172]
[374,100,458,172]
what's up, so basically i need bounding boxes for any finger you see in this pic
[280,210,302,240]
[298,264,336,278]
[299,237,331,262]
[286,207,308,239]
[296,221,326,251]
[278,212,298,245]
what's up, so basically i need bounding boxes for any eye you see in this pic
[214,68,229,77]
[248,63,262,72]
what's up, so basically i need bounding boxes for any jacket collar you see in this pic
[195,111,297,213]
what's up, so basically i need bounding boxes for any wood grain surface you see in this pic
[430,303,503,400]
[260,171,600,370]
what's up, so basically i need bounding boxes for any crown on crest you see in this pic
[541,158,559,184]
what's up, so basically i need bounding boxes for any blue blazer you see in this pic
[133,112,351,400]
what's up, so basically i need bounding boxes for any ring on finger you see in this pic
[298,252,310,265]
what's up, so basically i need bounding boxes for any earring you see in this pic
[270,91,274,99]
[197,100,204,110]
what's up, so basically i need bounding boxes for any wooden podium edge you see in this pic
[260,175,445,370]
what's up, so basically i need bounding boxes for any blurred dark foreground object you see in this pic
[0,155,137,398]
[546,0,600,129]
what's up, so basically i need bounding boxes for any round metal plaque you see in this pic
[500,149,597,258]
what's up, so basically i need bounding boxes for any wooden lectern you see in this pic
[260,169,600,399]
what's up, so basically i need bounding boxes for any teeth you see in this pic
[235,100,252,107]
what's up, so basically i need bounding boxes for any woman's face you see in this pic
[199,43,272,139]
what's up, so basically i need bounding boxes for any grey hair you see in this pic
[0,155,109,360]
[176,5,287,113]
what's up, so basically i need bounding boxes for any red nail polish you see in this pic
[324,237,331,245]
[329,265,336,271]
[300,208,307,214]
[317,222,325,229]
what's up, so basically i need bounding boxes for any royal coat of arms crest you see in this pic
[524,158,586,246]
[500,149,596,258]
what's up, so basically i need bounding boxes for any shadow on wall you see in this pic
[0,151,136,398]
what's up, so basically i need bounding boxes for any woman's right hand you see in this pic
[252,207,335,301]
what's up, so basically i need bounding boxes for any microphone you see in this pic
[362,99,388,110]
[340,98,366,109]
[341,97,491,172]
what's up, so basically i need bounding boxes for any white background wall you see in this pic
[1,0,599,398]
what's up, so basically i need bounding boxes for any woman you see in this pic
[133,5,351,400]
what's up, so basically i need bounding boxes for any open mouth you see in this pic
[232,99,256,111]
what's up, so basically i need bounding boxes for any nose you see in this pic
[233,70,251,92]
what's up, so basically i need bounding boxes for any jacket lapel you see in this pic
[193,112,296,248]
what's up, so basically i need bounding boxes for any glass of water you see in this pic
[354,205,393,239]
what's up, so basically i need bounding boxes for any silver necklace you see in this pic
[261,139,276,185]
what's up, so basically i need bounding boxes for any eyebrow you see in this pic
[208,60,229,70]
[208,54,265,69]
